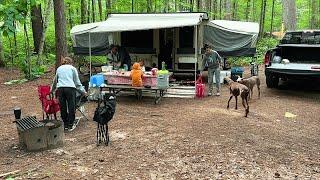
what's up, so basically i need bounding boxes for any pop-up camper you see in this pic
[70,13,259,76]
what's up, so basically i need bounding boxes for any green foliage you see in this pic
[228,37,279,66]
[256,37,279,61]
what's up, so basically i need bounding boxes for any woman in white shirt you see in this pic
[51,57,86,131]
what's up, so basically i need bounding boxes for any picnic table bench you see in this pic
[100,84,167,104]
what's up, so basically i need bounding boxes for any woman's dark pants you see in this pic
[58,87,76,128]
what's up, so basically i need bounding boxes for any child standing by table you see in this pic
[139,59,146,72]
[130,62,143,87]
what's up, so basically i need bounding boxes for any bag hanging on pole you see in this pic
[196,76,205,98]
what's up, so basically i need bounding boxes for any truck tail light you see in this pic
[264,52,271,66]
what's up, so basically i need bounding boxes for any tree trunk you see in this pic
[81,0,87,24]
[259,0,267,37]
[97,0,102,21]
[252,0,255,21]
[219,0,222,19]
[31,4,43,54]
[37,0,54,63]
[213,0,217,19]
[0,35,4,67]
[163,0,168,12]
[224,0,231,20]
[197,0,201,11]
[282,0,297,31]
[310,0,318,29]
[105,0,111,19]
[190,0,193,12]
[270,0,275,36]
[53,0,68,69]
[208,0,212,18]
[13,21,17,55]
[91,0,96,22]
[232,0,237,20]
[23,21,32,79]
[147,0,152,12]
[67,3,73,28]
[245,0,250,21]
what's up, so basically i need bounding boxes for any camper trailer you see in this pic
[71,13,259,76]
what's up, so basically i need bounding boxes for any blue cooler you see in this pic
[157,70,169,89]
[90,74,105,87]
[231,67,244,81]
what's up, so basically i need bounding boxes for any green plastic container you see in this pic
[157,70,169,89]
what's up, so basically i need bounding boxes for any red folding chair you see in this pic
[38,85,60,120]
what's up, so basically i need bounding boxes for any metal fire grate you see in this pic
[16,116,44,131]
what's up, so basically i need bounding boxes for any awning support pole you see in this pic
[89,32,92,78]
[194,25,198,96]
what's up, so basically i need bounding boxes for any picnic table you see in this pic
[100,84,167,104]
[103,71,157,87]
[101,71,172,104]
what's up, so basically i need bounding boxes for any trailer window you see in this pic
[121,30,153,48]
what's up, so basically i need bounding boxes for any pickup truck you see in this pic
[264,30,320,88]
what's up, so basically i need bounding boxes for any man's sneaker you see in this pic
[68,118,80,132]
[216,93,220,96]
[208,92,212,96]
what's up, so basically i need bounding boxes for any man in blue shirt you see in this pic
[200,45,223,96]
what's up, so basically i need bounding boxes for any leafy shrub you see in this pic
[228,37,279,67]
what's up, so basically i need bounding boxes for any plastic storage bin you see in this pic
[157,70,169,89]
[90,74,105,87]
[231,67,244,81]
[213,70,231,84]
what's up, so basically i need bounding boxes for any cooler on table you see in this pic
[231,67,244,81]
[157,70,169,89]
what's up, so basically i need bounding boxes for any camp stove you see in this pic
[15,115,64,151]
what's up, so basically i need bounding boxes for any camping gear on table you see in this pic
[231,67,244,81]
[93,93,116,146]
[101,65,113,72]
[196,75,205,98]
[151,68,158,76]
[38,85,60,120]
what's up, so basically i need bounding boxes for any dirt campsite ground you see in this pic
[0,67,319,179]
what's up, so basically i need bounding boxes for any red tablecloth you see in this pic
[103,71,157,87]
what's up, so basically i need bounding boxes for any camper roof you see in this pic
[70,13,208,35]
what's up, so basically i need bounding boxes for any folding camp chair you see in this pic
[38,85,60,120]
[76,90,89,122]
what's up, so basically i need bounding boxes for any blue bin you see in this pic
[90,74,105,87]
[231,67,244,81]
[231,67,244,74]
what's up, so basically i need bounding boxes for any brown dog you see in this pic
[224,77,250,117]
[236,76,261,99]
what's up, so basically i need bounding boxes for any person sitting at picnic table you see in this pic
[51,56,87,132]
[107,45,132,70]
[139,59,146,73]
[106,44,121,69]
[130,62,143,87]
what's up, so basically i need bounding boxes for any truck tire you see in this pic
[266,74,279,88]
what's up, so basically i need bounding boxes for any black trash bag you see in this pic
[93,94,116,125]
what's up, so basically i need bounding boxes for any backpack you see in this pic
[93,94,116,125]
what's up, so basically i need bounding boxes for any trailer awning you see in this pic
[204,20,259,57]
[71,13,208,35]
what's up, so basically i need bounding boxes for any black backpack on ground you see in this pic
[93,94,116,125]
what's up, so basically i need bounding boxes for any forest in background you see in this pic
[0,0,319,80]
